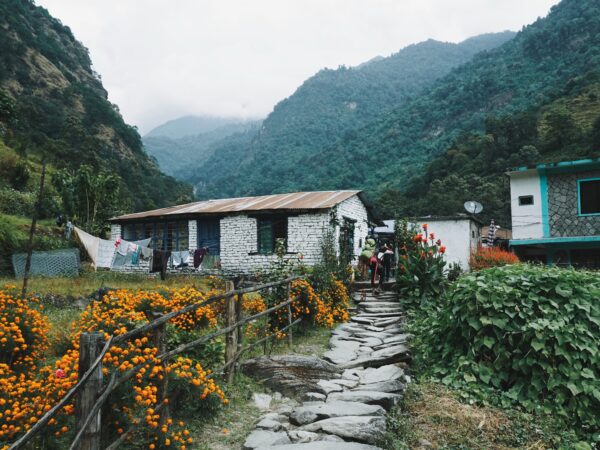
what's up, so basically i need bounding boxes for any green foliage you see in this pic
[395,220,447,302]
[191,33,515,198]
[0,0,193,216]
[52,165,121,236]
[310,228,352,289]
[416,264,600,435]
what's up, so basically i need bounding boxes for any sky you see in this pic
[37,0,560,134]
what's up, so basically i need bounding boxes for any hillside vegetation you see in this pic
[0,0,192,215]
[188,32,515,197]
[183,0,600,226]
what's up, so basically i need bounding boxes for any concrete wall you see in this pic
[415,219,479,270]
[548,170,600,237]
[509,170,544,240]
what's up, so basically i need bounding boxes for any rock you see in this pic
[357,346,373,354]
[361,365,404,384]
[290,409,319,426]
[288,430,322,443]
[256,418,283,431]
[419,438,433,447]
[252,393,272,411]
[356,337,383,347]
[341,344,411,369]
[330,378,359,388]
[355,379,405,393]
[323,347,357,365]
[243,430,291,449]
[316,379,344,395]
[302,392,327,402]
[300,415,386,444]
[258,442,382,450]
[330,339,361,351]
[382,334,411,344]
[275,404,294,415]
[242,355,341,396]
[342,368,362,381]
[273,391,283,401]
[292,401,386,425]
[328,391,402,411]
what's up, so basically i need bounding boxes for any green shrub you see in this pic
[417,264,600,434]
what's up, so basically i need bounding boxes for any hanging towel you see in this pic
[112,251,130,267]
[74,227,100,268]
[131,246,142,265]
[193,248,207,268]
[97,239,117,268]
[172,250,190,267]
[140,246,153,259]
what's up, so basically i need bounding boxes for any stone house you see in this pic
[108,190,372,274]
[508,159,600,267]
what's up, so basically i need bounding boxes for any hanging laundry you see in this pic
[131,245,142,265]
[140,246,153,259]
[97,239,116,268]
[171,250,190,268]
[112,251,130,267]
[151,249,172,276]
[193,247,208,269]
[115,240,129,256]
[74,227,100,268]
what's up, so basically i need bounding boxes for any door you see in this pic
[197,219,220,255]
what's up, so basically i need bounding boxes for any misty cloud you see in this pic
[37,0,559,133]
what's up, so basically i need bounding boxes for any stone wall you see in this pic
[110,224,121,241]
[548,170,600,237]
[219,212,331,273]
[335,195,370,260]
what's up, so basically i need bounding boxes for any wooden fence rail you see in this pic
[9,275,304,450]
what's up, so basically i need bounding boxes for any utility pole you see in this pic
[21,160,46,298]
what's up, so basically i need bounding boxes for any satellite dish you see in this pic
[464,201,483,214]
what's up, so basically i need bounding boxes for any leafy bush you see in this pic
[470,246,520,270]
[395,220,447,302]
[0,188,35,216]
[417,264,600,433]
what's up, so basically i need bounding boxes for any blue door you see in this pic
[197,219,220,255]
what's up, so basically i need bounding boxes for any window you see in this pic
[518,195,534,206]
[579,179,600,215]
[122,220,189,251]
[257,216,287,254]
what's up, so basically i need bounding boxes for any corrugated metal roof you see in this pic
[110,190,362,222]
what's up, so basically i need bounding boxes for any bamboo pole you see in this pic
[224,281,237,383]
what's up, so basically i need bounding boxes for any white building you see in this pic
[108,190,371,274]
[413,216,482,270]
[508,159,600,267]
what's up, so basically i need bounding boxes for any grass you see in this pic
[1,272,212,297]
[379,382,585,450]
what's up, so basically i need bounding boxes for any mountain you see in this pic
[191,31,516,198]
[145,115,250,139]
[143,120,261,178]
[0,0,192,214]
[293,0,600,202]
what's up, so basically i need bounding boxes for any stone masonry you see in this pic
[548,170,600,237]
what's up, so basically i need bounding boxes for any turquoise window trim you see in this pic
[577,177,600,216]
[538,168,550,237]
[510,235,600,246]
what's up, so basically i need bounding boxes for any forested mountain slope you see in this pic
[197,0,600,222]
[143,120,261,178]
[192,32,515,197]
[145,115,249,139]
[295,0,600,200]
[0,0,191,213]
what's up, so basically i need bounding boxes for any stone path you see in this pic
[242,288,411,449]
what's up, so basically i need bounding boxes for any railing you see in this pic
[9,275,304,450]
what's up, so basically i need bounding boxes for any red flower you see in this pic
[413,234,423,243]
[422,224,428,231]
[429,232,435,241]
[55,369,66,379]
[439,246,446,254]
[436,239,441,246]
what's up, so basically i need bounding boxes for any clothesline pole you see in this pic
[21,160,46,299]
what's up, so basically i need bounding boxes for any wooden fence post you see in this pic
[286,282,293,348]
[152,313,169,427]
[224,280,237,383]
[76,332,104,450]
[236,291,244,353]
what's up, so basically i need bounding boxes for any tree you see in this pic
[53,165,120,235]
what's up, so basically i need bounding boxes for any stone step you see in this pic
[354,312,404,318]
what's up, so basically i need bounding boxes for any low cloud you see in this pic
[38,0,558,133]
